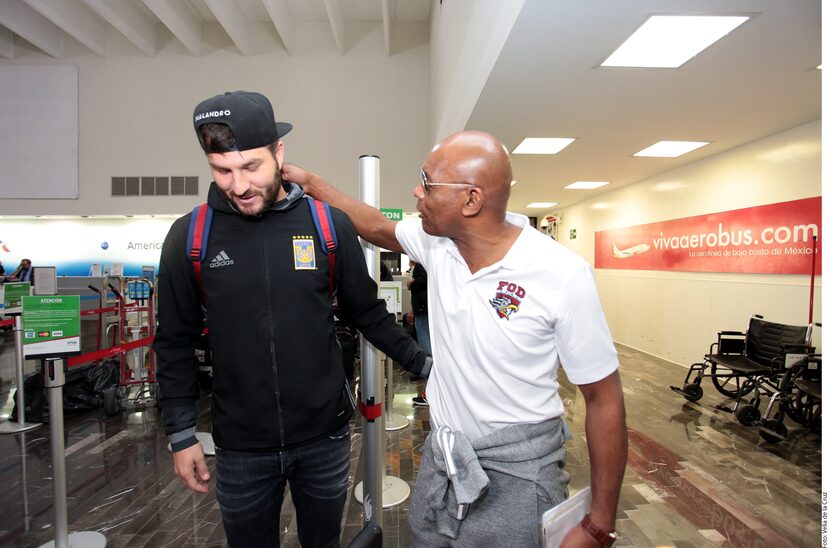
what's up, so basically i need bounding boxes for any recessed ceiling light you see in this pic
[511,180,518,186]
[601,15,750,68]
[634,141,709,157]
[513,138,575,155]
[565,181,610,190]
[526,202,558,208]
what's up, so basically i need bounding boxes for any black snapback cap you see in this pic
[193,91,293,151]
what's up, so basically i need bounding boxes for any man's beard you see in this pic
[226,164,282,218]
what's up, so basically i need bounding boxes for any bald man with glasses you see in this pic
[283,131,627,548]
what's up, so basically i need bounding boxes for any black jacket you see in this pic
[410,263,428,315]
[154,182,428,451]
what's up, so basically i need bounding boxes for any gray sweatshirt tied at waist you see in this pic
[421,417,571,540]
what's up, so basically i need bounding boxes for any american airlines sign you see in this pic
[594,197,821,275]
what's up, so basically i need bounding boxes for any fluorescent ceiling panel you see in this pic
[513,138,575,154]
[526,202,558,208]
[564,181,609,190]
[602,15,749,68]
[634,141,709,157]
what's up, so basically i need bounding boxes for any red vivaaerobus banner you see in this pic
[594,197,821,274]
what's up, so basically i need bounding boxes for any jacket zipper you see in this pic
[261,223,285,443]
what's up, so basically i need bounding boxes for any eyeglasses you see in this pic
[420,169,477,195]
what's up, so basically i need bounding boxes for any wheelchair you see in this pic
[757,353,821,443]
[670,316,813,428]
[670,328,751,402]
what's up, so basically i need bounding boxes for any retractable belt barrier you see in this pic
[67,335,154,368]
[0,318,14,328]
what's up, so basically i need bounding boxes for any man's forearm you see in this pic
[283,164,403,252]
[581,373,627,531]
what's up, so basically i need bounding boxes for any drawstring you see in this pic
[436,426,468,519]
[438,426,456,476]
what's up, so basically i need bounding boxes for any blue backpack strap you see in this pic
[307,197,338,299]
[186,204,213,300]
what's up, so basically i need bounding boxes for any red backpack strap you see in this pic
[186,203,213,301]
[307,197,338,299]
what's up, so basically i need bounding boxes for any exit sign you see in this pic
[381,208,403,221]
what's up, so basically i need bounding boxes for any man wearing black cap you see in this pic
[153,91,431,547]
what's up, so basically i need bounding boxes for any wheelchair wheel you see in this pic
[682,383,703,402]
[785,390,821,430]
[710,363,752,398]
[736,404,760,426]
[781,367,821,430]
[759,419,788,443]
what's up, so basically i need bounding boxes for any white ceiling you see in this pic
[468,0,821,215]
[0,0,820,217]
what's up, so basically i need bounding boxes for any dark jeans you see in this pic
[215,423,351,548]
[414,314,432,357]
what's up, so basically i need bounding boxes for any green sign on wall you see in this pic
[380,208,403,221]
[22,295,81,357]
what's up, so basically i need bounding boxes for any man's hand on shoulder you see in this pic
[282,163,315,194]
[172,443,211,494]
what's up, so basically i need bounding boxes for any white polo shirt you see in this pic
[396,213,619,440]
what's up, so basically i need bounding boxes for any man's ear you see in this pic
[461,187,484,218]
[274,139,285,166]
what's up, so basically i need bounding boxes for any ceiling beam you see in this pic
[22,0,108,56]
[82,0,156,57]
[381,0,392,55]
[202,0,251,56]
[262,0,295,56]
[322,0,346,55]
[141,0,201,56]
[0,26,12,59]
[0,1,62,58]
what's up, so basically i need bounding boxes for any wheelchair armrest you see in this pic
[719,331,744,336]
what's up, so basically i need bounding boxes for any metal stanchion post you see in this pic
[352,155,410,513]
[384,355,409,431]
[353,155,385,529]
[39,358,106,548]
[20,431,31,533]
[0,316,42,434]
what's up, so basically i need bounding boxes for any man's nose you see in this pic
[230,171,250,195]
[413,184,425,199]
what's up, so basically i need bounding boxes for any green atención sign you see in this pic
[22,295,81,358]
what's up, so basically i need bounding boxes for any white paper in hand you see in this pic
[540,487,591,548]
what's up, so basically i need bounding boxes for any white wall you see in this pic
[0,22,430,216]
[553,120,822,366]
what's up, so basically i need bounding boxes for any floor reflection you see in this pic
[0,329,821,547]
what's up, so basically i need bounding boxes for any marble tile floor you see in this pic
[0,333,821,547]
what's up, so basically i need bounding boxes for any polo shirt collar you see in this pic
[443,212,535,273]
[498,212,535,270]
